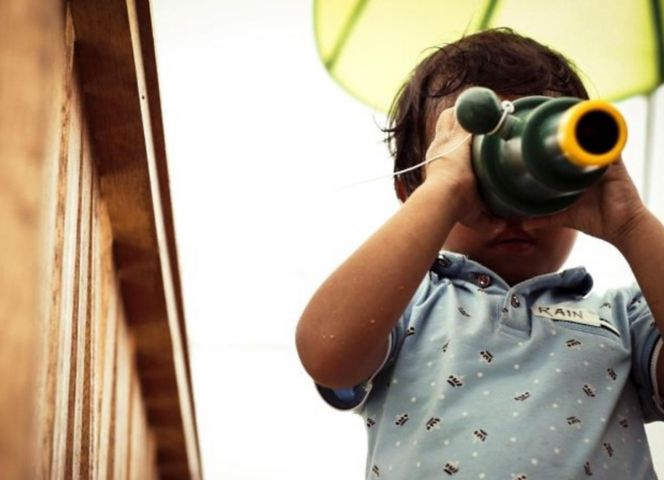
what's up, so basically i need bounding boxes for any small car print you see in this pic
[371,464,380,477]
[447,375,463,388]
[582,384,596,398]
[479,350,493,363]
[472,429,488,442]
[603,442,614,457]
[443,461,460,475]
[514,392,531,402]
[395,413,409,426]
[566,339,582,349]
[567,416,582,427]
[425,417,441,431]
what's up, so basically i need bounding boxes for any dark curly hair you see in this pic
[384,28,589,200]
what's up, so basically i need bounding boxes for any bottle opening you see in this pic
[558,99,627,167]
[575,111,619,155]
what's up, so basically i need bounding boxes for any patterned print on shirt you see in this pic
[425,417,441,431]
[566,339,582,349]
[479,350,493,363]
[603,442,614,457]
[443,461,460,475]
[514,392,531,402]
[582,384,596,398]
[472,429,488,442]
[447,375,463,387]
[567,416,582,427]
[371,464,380,477]
[395,413,409,426]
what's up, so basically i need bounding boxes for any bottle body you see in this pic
[456,88,627,218]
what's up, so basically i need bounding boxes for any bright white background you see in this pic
[150,1,664,478]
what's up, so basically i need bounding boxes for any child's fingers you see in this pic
[433,107,468,139]
[433,107,455,133]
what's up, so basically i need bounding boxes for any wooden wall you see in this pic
[0,0,201,478]
[0,0,63,477]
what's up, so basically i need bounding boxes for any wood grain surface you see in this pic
[1,0,200,478]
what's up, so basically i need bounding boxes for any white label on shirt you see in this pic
[532,304,601,327]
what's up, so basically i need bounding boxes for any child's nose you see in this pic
[505,218,526,230]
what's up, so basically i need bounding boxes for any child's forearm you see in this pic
[614,209,664,393]
[615,209,664,328]
[296,177,464,389]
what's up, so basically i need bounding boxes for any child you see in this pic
[296,28,664,479]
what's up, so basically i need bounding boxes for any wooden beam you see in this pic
[0,0,63,478]
[69,0,201,477]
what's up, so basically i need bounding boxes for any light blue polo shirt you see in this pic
[318,252,664,479]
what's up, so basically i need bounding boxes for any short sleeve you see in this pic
[315,332,395,411]
[316,276,432,412]
[626,285,664,422]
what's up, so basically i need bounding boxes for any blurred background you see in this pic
[151,1,664,478]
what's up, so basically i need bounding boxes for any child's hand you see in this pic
[424,108,504,232]
[523,159,648,245]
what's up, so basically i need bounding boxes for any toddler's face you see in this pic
[443,220,577,285]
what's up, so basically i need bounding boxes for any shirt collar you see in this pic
[431,250,594,296]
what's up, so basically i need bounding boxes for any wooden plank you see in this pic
[69,0,201,476]
[133,0,196,401]
[1,1,165,474]
[89,177,101,479]
[98,292,120,480]
[0,0,63,476]
[95,202,117,480]
[63,88,86,480]
[90,165,113,480]
[129,367,149,479]
[123,0,201,473]
[113,320,132,480]
[36,8,75,479]
[71,118,95,479]
[52,75,83,480]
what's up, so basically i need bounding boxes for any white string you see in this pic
[486,100,515,135]
[332,133,472,192]
[417,133,473,174]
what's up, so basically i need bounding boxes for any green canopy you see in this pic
[315,0,664,111]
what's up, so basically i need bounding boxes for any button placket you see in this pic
[498,291,530,338]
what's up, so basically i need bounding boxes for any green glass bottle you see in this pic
[455,87,627,217]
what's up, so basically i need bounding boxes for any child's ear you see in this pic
[394,176,409,203]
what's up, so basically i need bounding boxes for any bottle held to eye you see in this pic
[454,87,627,218]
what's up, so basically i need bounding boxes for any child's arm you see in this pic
[296,109,496,389]
[524,160,664,395]
[613,210,664,392]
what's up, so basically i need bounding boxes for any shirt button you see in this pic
[477,274,492,288]
[437,255,452,268]
[511,294,521,308]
